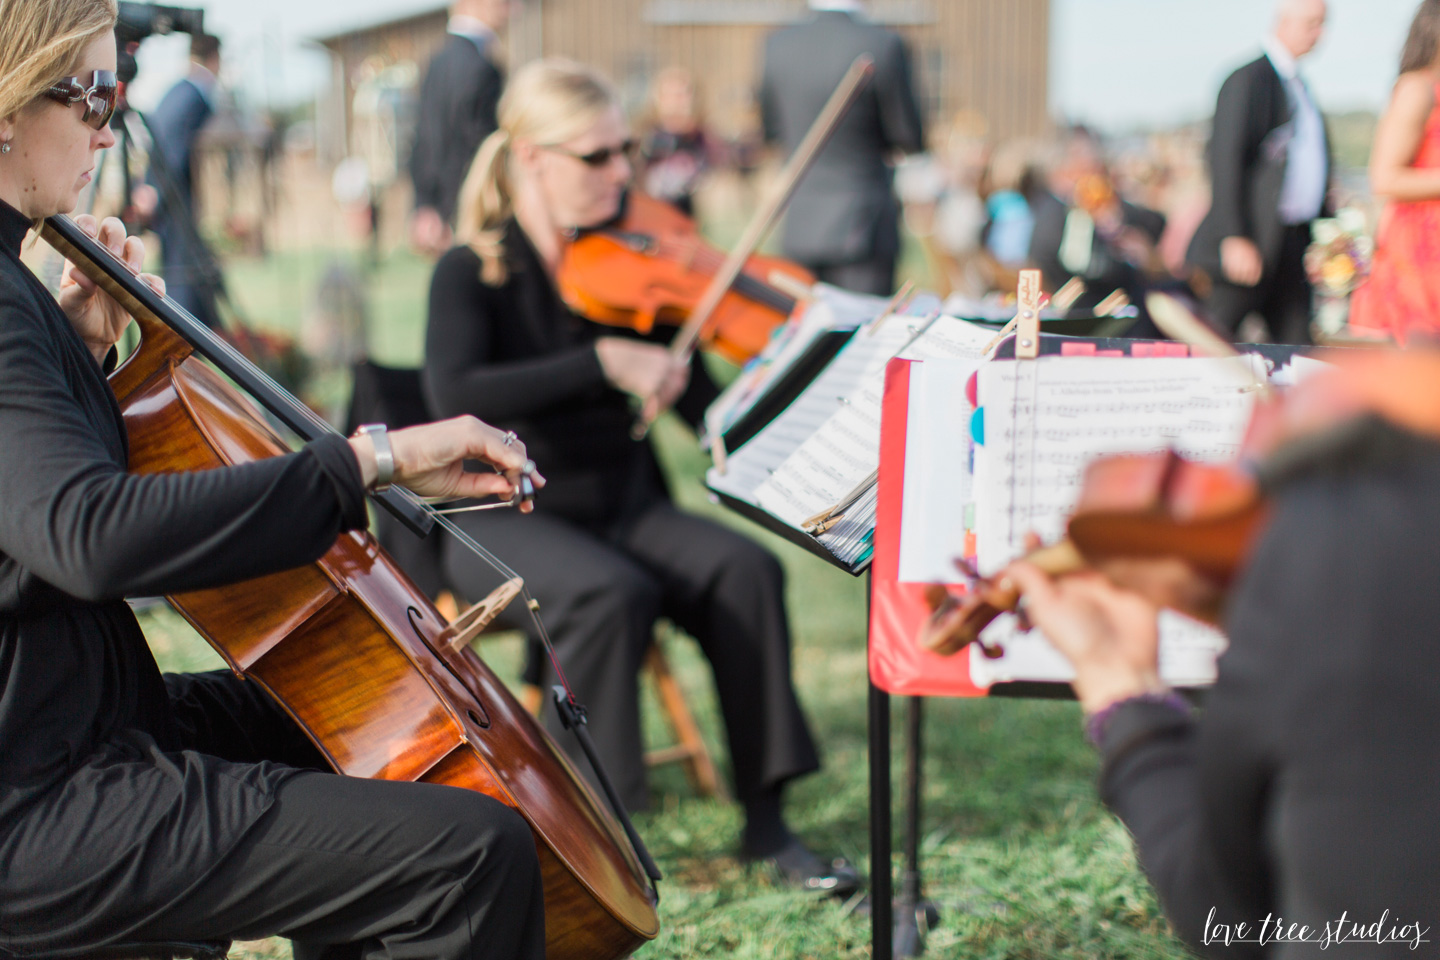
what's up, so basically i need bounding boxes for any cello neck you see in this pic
[40,215,434,537]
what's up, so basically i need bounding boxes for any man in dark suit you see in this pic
[1187,0,1330,345]
[409,0,512,256]
[138,33,223,330]
[759,0,925,296]
[1029,126,1171,335]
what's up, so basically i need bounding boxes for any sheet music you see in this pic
[816,484,878,565]
[704,313,925,511]
[963,354,1267,688]
[752,317,995,528]
[972,354,1265,574]
[703,284,898,441]
[968,609,1229,687]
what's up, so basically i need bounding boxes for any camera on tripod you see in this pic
[115,2,206,83]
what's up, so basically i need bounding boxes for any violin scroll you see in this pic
[920,541,1085,657]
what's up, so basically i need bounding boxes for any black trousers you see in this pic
[444,501,820,812]
[109,673,545,960]
[1204,223,1314,345]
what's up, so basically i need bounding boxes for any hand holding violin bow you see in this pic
[349,416,546,510]
[628,55,875,439]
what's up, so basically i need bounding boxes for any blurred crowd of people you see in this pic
[898,121,1210,334]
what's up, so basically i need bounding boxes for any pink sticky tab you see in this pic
[1131,342,1160,358]
[1160,343,1190,357]
[1097,349,1125,357]
[1061,342,1097,356]
[965,370,979,407]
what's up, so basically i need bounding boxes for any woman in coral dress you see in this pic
[1350,0,1440,342]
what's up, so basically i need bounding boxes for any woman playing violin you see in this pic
[0,2,548,956]
[423,59,857,894]
[974,358,1440,957]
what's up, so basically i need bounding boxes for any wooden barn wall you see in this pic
[534,0,1050,144]
[321,0,1050,158]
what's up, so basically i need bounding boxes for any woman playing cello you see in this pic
[424,59,857,895]
[0,1,549,955]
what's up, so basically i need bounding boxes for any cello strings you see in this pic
[48,215,586,712]
[427,509,581,709]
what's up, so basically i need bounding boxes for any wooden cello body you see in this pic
[47,220,659,959]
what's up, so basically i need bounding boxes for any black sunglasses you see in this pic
[43,70,118,131]
[544,138,637,168]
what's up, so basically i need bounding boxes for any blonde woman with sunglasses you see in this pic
[0,2,551,956]
[425,58,859,897]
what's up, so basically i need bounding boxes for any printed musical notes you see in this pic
[972,354,1265,574]
[752,318,995,553]
[963,352,1267,687]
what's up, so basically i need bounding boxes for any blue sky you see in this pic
[128,0,1422,129]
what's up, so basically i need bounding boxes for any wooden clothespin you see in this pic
[1051,276,1087,312]
[865,280,918,337]
[801,468,878,535]
[710,432,729,475]
[982,269,1046,355]
[1015,269,1042,360]
[1095,288,1131,317]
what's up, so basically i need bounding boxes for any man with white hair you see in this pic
[1187,0,1331,345]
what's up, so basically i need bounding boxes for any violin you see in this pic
[556,189,814,365]
[42,216,660,960]
[920,346,1440,658]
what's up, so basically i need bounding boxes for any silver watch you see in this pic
[355,423,395,492]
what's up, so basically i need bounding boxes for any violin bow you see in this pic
[1144,292,1242,359]
[630,54,876,439]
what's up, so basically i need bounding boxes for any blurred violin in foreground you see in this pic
[556,190,814,365]
[922,345,1440,657]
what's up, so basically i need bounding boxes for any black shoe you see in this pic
[747,837,863,897]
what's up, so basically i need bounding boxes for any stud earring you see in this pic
[0,141,10,154]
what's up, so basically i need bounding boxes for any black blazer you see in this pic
[1028,191,1167,312]
[1188,55,1331,277]
[409,33,504,225]
[759,10,925,265]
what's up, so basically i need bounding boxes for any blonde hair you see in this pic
[0,0,117,123]
[455,58,618,285]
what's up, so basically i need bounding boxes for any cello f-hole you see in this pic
[408,605,492,728]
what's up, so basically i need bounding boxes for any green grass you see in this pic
[133,244,1191,959]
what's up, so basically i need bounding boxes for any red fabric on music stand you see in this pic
[867,358,988,697]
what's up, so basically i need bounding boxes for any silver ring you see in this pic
[501,430,518,447]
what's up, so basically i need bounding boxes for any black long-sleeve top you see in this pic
[422,221,717,527]
[0,199,368,934]
[1097,421,1440,958]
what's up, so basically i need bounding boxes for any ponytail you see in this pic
[451,58,619,286]
[456,128,513,285]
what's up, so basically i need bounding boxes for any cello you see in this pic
[41,215,660,960]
